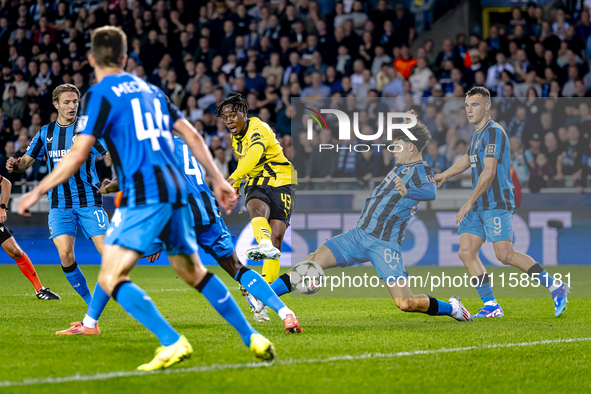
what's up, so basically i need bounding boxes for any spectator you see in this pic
[301,72,331,98]
[261,52,283,87]
[529,152,555,192]
[510,136,530,185]
[423,140,450,174]
[485,52,515,93]
[506,106,528,141]
[244,62,267,94]
[394,45,417,79]
[392,3,415,48]
[352,69,376,100]
[140,30,166,74]
[562,66,580,97]
[335,44,353,77]
[349,1,368,36]
[2,86,23,120]
[308,128,337,182]
[451,139,471,179]
[163,69,185,108]
[382,67,403,97]
[213,146,230,179]
[283,51,303,85]
[556,125,583,181]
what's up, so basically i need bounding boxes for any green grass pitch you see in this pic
[0,265,589,393]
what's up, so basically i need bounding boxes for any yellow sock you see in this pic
[262,259,280,284]
[251,217,273,245]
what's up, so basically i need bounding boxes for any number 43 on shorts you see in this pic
[281,193,291,217]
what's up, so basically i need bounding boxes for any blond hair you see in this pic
[52,83,80,103]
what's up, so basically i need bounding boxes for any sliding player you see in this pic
[18,26,275,370]
[56,134,301,335]
[269,112,473,322]
[0,175,60,299]
[217,92,297,321]
[7,84,109,308]
[434,87,570,318]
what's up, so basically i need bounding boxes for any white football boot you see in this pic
[246,241,281,261]
[449,297,473,322]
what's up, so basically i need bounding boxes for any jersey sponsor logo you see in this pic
[469,155,478,167]
[47,137,53,143]
[426,174,435,183]
[48,150,70,161]
[75,115,88,133]
[486,144,496,155]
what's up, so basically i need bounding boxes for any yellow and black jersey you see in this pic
[229,117,297,188]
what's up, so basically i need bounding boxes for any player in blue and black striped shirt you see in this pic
[268,111,473,322]
[7,84,109,308]
[435,87,570,318]
[18,26,275,370]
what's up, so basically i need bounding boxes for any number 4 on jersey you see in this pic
[131,98,173,151]
[182,144,203,185]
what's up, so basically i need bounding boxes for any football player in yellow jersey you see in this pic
[217,92,297,321]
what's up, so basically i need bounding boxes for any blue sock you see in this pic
[235,267,286,314]
[198,272,257,347]
[472,273,495,304]
[62,262,92,306]
[426,296,453,316]
[270,273,291,297]
[527,263,561,294]
[87,283,110,321]
[113,281,180,346]
[436,300,453,316]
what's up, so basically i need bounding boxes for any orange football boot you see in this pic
[56,322,101,335]
[283,314,302,334]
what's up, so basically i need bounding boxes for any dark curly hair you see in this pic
[215,91,249,117]
[391,119,431,152]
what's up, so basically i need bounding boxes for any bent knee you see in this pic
[98,270,126,296]
[59,251,76,266]
[495,250,515,265]
[458,248,476,262]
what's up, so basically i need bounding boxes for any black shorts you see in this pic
[0,223,14,244]
[244,184,296,227]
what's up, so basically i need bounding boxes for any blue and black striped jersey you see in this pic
[468,120,516,213]
[75,72,187,208]
[26,118,107,209]
[357,161,436,244]
[173,136,220,226]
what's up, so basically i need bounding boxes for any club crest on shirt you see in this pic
[401,167,409,174]
[486,144,496,155]
[251,133,262,143]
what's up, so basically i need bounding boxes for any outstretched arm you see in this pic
[18,135,95,215]
[434,154,471,188]
[227,143,264,187]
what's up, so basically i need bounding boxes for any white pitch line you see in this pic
[0,337,589,387]
[0,288,194,297]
